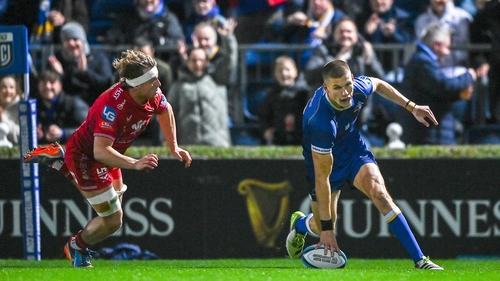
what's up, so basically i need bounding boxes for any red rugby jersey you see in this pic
[68,82,168,158]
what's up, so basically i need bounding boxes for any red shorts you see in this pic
[65,150,122,191]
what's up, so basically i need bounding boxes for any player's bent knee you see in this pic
[86,188,122,217]
[116,184,128,196]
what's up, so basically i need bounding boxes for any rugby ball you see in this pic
[301,244,347,269]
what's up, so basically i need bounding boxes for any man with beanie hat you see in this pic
[47,21,115,105]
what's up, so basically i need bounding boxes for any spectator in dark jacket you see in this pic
[258,56,310,145]
[36,70,89,144]
[356,0,415,71]
[105,0,185,48]
[470,0,500,124]
[47,21,115,105]
[400,23,476,145]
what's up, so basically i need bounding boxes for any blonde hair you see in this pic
[112,50,157,82]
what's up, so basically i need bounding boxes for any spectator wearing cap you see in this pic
[47,21,115,105]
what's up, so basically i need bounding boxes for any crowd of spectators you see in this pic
[0,0,498,147]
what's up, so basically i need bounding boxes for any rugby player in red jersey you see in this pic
[24,49,192,267]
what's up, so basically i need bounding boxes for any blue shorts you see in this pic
[306,149,377,201]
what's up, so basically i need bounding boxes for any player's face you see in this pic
[136,69,161,101]
[323,73,354,110]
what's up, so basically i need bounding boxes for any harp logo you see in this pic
[0,32,13,69]
[238,179,292,247]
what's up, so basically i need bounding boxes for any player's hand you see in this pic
[316,230,341,257]
[412,105,439,127]
[170,147,192,168]
[135,153,159,170]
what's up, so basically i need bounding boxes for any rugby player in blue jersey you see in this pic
[286,60,443,270]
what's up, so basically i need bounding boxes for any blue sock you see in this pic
[386,209,424,263]
[295,213,311,235]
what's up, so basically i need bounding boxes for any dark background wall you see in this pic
[1,159,499,259]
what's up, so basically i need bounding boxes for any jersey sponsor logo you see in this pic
[131,120,147,135]
[96,167,109,181]
[100,121,113,130]
[112,88,123,100]
[126,115,132,122]
[311,145,331,154]
[117,100,126,110]
[102,106,117,123]
[160,94,167,106]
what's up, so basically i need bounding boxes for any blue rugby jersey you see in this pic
[302,76,374,167]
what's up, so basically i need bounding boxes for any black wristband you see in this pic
[405,100,411,108]
[320,220,333,231]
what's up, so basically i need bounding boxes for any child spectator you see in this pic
[258,56,310,145]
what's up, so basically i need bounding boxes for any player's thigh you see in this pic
[81,186,123,218]
[353,163,397,213]
[353,163,386,196]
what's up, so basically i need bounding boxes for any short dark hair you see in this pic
[322,60,351,81]
[38,70,62,83]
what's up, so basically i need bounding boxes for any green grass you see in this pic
[1,259,499,281]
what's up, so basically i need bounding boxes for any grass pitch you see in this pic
[1,258,499,281]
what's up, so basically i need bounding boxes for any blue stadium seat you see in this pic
[464,125,500,144]
[243,81,274,122]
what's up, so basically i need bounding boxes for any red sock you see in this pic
[73,230,91,250]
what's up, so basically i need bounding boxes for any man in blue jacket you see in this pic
[401,22,476,145]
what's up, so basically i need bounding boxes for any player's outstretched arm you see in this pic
[157,102,192,168]
[370,77,439,127]
[94,136,157,170]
